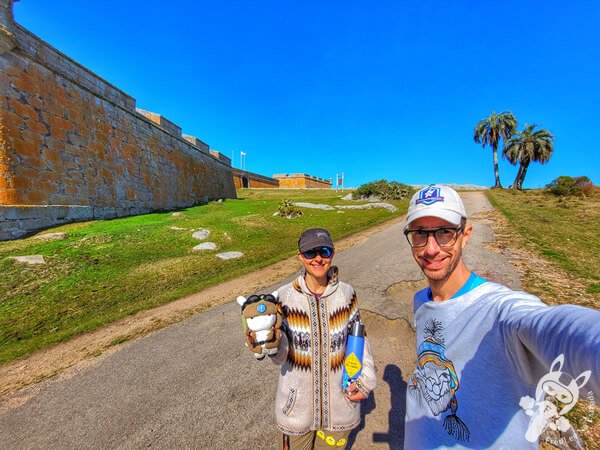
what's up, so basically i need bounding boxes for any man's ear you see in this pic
[461,223,473,249]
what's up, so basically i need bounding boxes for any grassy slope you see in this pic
[0,189,409,364]
[486,189,600,298]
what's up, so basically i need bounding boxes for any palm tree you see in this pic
[473,111,518,188]
[503,124,554,190]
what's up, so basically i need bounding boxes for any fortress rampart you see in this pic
[273,173,332,189]
[0,0,236,240]
[232,168,279,189]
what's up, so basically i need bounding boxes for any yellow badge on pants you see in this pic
[317,431,346,447]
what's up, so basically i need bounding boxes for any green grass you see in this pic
[486,189,600,290]
[0,189,408,364]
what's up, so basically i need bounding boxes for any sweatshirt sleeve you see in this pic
[269,324,289,366]
[268,286,289,366]
[500,298,600,396]
[355,335,377,397]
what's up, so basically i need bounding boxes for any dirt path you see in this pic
[0,215,408,400]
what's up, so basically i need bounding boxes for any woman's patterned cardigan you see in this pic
[269,267,377,435]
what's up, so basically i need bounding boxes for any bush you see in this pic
[277,199,303,219]
[353,179,415,201]
[545,176,596,197]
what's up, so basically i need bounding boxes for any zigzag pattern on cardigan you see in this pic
[280,290,360,373]
[283,305,312,371]
[329,292,360,372]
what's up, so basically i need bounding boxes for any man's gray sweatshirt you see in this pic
[404,281,600,449]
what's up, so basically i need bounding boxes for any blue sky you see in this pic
[14,1,600,188]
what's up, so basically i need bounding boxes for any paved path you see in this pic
[0,192,520,449]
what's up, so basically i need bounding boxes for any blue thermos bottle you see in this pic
[342,322,365,391]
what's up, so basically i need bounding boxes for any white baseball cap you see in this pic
[405,185,467,228]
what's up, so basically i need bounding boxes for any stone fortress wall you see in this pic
[273,173,332,189]
[0,0,236,240]
[232,168,279,189]
[233,170,333,189]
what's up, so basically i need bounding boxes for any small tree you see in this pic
[473,111,518,188]
[277,200,303,219]
[503,124,554,190]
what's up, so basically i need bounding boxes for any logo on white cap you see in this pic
[416,186,444,206]
[406,185,467,227]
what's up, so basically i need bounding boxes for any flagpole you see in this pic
[240,151,246,171]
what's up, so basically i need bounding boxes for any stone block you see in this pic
[2,206,39,220]
[10,255,46,265]
[182,134,209,153]
[209,151,231,166]
[0,230,14,240]
[11,228,27,239]
[136,108,181,137]
[216,251,244,260]
[20,216,53,230]
[65,206,93,221]
[94,207,117,219]
[34,232,67,240]
[193,242,217,251]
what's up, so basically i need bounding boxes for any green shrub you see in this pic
[353,179,415,200]
[277,199,303,219]
[545,176,596,197]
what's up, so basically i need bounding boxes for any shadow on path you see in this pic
[373,364,407,449]
[348,364,407,449]
[347,387,376,449]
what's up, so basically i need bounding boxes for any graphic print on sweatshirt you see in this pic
[409,318,470,442]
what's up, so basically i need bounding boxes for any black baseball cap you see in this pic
[298,228,334,252]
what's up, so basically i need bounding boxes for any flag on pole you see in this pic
[240,151,246,156]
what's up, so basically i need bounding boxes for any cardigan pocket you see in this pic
[281,388,297,416]
[343,393,359,410]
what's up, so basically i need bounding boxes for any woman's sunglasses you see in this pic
[301,246,333,259]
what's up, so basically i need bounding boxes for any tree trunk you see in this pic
[517,161,530,190]
[492,145,502,188]
[511,164,524,189]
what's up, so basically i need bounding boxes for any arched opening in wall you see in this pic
[242,176,249,188]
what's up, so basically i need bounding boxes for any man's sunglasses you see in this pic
[301,246,333,259]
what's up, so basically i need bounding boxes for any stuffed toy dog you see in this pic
[237,293,283,360]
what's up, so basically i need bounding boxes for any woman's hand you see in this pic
[345,383,367,401]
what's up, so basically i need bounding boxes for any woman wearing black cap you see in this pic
[264,227,377,449]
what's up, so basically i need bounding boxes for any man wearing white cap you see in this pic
[402,184,600,449]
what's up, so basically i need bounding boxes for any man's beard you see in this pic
[422,248,462,282]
